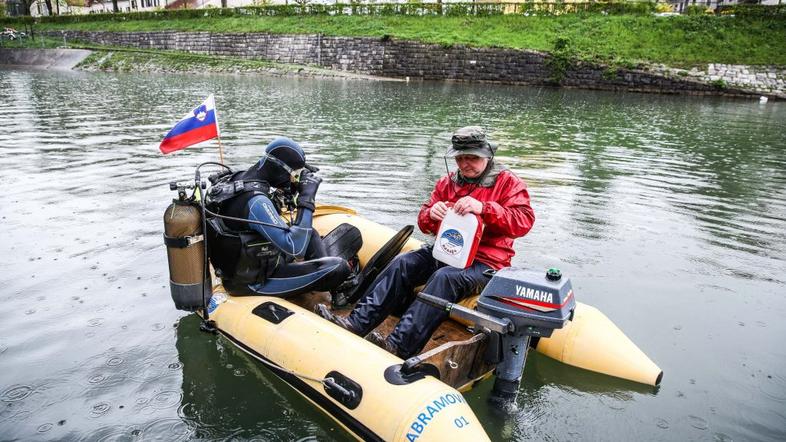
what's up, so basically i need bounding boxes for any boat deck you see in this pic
[290,291,494,391]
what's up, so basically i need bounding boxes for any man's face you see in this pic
[455,154,489,179]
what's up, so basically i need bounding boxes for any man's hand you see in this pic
[296,170,322,211]
[429,201,449,221]
[453,196,483,216]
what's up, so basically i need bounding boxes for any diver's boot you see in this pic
[330,256,361,308]
[314,304,358,334]
[365,331,401,356]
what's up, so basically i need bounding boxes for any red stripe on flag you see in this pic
[159,123,219,154]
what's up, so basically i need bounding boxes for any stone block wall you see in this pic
[382,41,551,84]
[46,30,780,99]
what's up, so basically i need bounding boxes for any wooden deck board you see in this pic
[291,293,495,390]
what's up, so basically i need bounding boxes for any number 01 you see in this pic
[454,416,470,428]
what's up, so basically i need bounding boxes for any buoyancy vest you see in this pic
[205,172,284,286]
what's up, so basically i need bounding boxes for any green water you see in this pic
[0,68,784,441]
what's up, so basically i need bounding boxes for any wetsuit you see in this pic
[209,137,350,298]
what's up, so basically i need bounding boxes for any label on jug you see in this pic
[432,209,483,269]
[438,229,465,256]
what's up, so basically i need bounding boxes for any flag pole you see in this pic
[217,136,225,165]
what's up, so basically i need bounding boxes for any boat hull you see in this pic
[312,207,662,387]
[207,292,490,441]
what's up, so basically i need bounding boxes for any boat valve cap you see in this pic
[546,268,562,281]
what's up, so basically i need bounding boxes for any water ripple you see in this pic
[1,68,785,442]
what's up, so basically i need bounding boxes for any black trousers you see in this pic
[246,230,349,298]
[347,246,491,358]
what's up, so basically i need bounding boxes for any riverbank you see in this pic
[14,30,784,100]
[2,7,784,98]
[0,42,404,81]
[16,12,786,68]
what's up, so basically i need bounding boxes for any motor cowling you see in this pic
[477,268,576,401]
[163,198,211,311]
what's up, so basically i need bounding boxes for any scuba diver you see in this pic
[205,137,352,297]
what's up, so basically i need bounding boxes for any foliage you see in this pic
[684,5,711,16]
[6,2,660,24]
[545,36,577,84]
[710,78,727,90]
[717,4,786,19]
[654,2,673,13]
[602,66,619,80]
[6,9,786,68]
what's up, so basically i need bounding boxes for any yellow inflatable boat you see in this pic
[165,200,662,441]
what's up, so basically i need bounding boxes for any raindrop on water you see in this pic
[689,415,709,430]
[88,374,106,384]
[90,402,111,417]
[1,384,34,402]
[713,432,733,441]
[149,390,183,409]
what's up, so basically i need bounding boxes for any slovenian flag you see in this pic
[159,94,220,154]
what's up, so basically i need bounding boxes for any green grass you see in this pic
[0,36,357,75]
[75,48,282,73]
[16,14,786,67]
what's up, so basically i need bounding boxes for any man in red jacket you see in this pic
[316,126,535,358]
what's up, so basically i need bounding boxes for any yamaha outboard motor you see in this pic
[414,267,576,403]
[477,268,576,401]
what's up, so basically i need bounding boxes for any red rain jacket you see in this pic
[417,167,535,270]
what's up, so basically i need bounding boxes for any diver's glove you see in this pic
[297,170,322,212]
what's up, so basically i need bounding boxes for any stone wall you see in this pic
[44,30,783,99]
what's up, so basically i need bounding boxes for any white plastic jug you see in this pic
[432,208,484,269]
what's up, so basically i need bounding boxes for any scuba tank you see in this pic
[163,182,211,311]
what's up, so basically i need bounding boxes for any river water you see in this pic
[0,67,784,441]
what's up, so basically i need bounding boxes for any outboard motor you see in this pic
[477,267,576,401]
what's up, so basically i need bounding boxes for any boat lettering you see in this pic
[515,285,553,303]
[454,416,470,428]
[405,393,465,441]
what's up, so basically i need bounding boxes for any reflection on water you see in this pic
[0,67,785,441]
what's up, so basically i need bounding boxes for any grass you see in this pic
[21,14,786,67]
[0,35,365,76]
[75,48,281,73]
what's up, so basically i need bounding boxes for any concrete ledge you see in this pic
[0,48,93,70]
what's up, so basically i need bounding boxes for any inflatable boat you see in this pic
[164,187,662,441]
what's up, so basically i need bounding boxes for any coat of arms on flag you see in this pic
[159,95,220,155]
